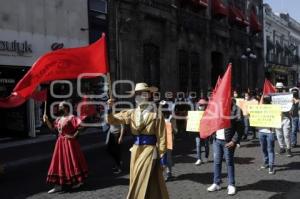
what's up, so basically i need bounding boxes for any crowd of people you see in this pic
[4,81,296,198]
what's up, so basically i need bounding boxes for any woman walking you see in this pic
[43,101,88,194]
[107,82,169,199]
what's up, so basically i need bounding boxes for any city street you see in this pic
[0,131,300,199]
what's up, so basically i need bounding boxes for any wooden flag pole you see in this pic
[43,101,47,116]
[107,72,113,99]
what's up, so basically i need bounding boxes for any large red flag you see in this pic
[260,79,276,104]
[200,63,232,139]
[0,34,109,108]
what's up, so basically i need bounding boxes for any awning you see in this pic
[250,10,262,33]
[212,0,228,17]
[191,0,208,8]
[229,6,249,26]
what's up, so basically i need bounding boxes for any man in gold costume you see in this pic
[107,82,169,199]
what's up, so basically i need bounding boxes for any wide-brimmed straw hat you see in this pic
[133,82,158,93]
[275,82,285,89]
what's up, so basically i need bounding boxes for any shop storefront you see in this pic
[0,66,30,137]
[267,64,297,87]
[0,0,89,138]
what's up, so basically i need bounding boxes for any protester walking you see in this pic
[107,83,169,199]
[43,101,88,194]
[160,100,177,181]
[195,98,209,165]
[275,82,293,157]
[290,89,300,148]
[207,99,243,196]
[258,96,276,174]
[106,123,125,174]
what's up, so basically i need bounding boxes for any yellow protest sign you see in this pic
[186,111,204,132]
[248,105,281,128]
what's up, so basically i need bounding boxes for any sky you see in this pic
[264,0,300,22]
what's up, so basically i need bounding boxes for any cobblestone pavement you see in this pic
[0,132,300,199]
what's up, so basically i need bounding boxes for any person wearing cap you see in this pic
[194,98,210,165]
[107,83,169,199]
[274,82,293,157]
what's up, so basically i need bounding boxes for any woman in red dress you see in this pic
[43,101,88,194]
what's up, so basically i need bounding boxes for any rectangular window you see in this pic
[190,52,200,93]
[178,50,189,92]
[89,0,107,14]
[143,44,160,87]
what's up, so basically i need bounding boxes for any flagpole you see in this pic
[43,101,47,116]
[107,72,113,99]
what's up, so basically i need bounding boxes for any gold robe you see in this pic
[107,105,169,199]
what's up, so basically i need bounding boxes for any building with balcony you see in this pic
[263,4,300,87]
[108,0,264,98]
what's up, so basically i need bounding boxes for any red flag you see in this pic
[200,63,232,139]
[0,34,109,108]
[0,94,27,108]
[260,79,276,104]
[31,89,48,102]
[262,79,276,95]
[212,76,222,94]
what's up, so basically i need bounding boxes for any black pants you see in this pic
[106,133,122,167]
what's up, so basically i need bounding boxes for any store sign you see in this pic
[0,40,32,56]
[0,78,15,84]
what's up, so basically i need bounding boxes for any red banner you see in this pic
[200,63,232,139]
[0,34,109,108]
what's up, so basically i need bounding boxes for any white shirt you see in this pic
[216,129,225,140]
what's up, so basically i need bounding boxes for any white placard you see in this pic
[271,93,293,112]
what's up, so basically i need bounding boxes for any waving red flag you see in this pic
[260,79,276,104]
[0,34,109,108]
[262,79,276,95]
[200,63,232,139]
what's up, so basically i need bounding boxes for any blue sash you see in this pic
[134,135,157,145]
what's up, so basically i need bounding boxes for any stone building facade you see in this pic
[108,0,264,98]
[263,3,300,87]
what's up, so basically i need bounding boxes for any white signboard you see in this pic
[271,93,293,112]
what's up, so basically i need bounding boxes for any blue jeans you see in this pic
[213,139,235,186]
[259,132,275,167]
[244,117,250,136]
[195,136,209,160]
[291,117,299,145]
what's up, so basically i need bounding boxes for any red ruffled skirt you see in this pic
[47,136,88,185]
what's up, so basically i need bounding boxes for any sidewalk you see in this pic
[0,127,107,172]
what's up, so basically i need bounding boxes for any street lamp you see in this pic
[241,48,257,89]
